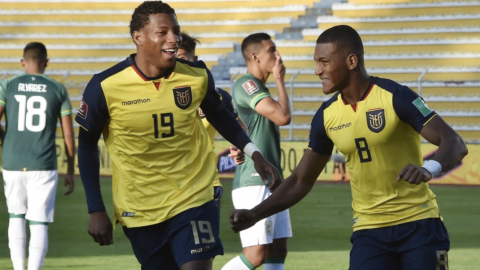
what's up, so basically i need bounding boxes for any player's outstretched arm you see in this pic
[398,115,468,184]
[60,114,76,195]
[231,149,329,232]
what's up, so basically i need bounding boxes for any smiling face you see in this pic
[314,42,350,95]
[134,13,180,70]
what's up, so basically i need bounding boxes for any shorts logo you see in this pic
[242,80,259,95]
[366,108,385,133]
[121,212,135,217]
[173,86,192,110]
[77,99,88,119]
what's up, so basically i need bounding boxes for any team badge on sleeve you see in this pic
[77,99,88,119]
[173,86,192,110]
[242,80,259,95]
[366,108,385,133]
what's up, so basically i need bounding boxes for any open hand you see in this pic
[64,173,75,195]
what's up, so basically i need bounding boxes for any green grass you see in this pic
[0,177,479,269]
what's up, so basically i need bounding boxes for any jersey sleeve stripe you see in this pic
[422,113,438,126]
[77,124,89,132]
[60,109,72,116]
[249,93,270,109]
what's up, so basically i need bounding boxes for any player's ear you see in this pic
[132,31,142,46]
[20,59,26,68]
[193,55,198,62]
[346,54,358,70]
[251,52,259,63]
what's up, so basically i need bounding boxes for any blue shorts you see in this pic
[350,218,449,270]
[123,200,224,270]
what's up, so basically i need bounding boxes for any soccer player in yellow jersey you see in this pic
[176,32,247,214]
[230,25,468,270]
[75,2,280,270]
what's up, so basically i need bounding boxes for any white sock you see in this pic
[264,263,285,270]
[222,255,254,270]
[28,224,48,270]
[9,218,27,270]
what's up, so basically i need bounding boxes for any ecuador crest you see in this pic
[366,108,385,133]
[173,86,192,110]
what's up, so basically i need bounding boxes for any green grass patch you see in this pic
[0,177,479,269]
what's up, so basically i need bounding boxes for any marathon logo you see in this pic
[121,98,151,106]
[191,245,212,254]
[18,83,47,92]
[329,122,352,132]
[77,99,88,119]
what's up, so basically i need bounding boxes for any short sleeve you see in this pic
[308,104,334,156]
[392,86,436,133]
[0,78,9,107]
[233,76,270,110]
[59,83,72,116]
[74,75,109,133]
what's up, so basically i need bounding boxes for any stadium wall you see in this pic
[32,139,480,186]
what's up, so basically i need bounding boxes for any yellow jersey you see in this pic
[308,77,441,231]
[76,55,218,228]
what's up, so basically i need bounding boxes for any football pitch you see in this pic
[0,177,479,269]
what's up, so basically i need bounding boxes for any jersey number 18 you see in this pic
[15,95,47,132]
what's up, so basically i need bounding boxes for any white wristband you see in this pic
[243,142,260,158]
[422,160,442,178]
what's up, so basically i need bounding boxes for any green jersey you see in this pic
[0,73,72,171]
[232,74,282,190]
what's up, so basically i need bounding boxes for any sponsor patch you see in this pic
[173,86,192,110]
[77,99,88,119]
[242,80,259,95]
[412,97,433,117]
[121,212,135,217]
[366,108,385,133]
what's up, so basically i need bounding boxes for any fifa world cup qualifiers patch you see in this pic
[242,80,259,95]
[77,99,88,119]
[412,97,433,117]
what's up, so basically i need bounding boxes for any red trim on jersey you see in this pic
[131,65,147,81]
[351,104,357,112]
[153,81,161,90]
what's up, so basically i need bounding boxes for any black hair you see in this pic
[179,32,200,54]
[316,25,364,63]
[129,1,176,37]
[241,32,271,60]
[23,42,47,62]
